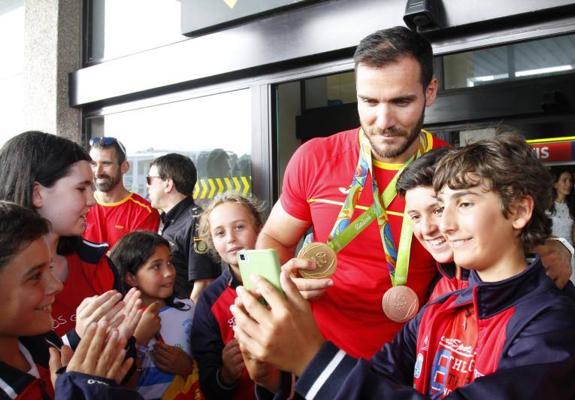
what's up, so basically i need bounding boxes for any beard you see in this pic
[94,174,120,192]
[363,111,425,160]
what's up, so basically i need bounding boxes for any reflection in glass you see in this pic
[88,0,184,62]
[275,70,358,193]
[443,33,575,89]
[88,89,252,207]
[304,72,355,110]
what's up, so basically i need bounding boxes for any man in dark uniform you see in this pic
[147,153,220,302]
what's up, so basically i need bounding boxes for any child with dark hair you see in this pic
[231,134,575,399]
[110,231,203,399]
[397,147,573,298]
[0,201,139,399]
[396,147,469,300]
[0,131,120,337]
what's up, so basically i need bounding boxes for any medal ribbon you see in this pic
[327,128,429,286]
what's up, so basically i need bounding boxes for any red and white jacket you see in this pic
[295,257,575,399]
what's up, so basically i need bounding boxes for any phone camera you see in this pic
[239,254,246,261]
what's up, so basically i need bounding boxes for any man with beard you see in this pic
[255,26,445,360]
[85,137,160,249]
[256,26,572,361]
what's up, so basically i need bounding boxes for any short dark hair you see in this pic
[0,131,91,209]
[397,147,450,197]
[0,201,50,270]
[354,26,434,88]
[110,231,187,308]
[433,133,552,252]
[90,137,127,164]
[151,153,197,197]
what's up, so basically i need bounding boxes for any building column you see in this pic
[23,0,82,142]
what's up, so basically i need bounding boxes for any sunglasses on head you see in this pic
[89,136,127,157]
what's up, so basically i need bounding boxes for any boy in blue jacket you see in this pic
[232,134,575,399]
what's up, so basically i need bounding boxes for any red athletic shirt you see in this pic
[281,128,448,359]
[84,192,160,249]
[52,240,118,336]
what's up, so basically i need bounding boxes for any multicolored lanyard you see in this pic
[327,128,429,286]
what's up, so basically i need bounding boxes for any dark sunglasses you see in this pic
[146,175,161,185]
[89,136,127,157]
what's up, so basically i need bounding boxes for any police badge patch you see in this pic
[194,238,208,254]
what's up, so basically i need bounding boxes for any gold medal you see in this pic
[381,285,419,323]
[297,242,337,279]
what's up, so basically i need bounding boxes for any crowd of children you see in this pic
[0,131,270,400]
[2,129,574,399]
[2,129,575,399]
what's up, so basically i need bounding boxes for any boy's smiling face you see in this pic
[437,182,531,282]
[404,185,453,264]
[0,237,63,337]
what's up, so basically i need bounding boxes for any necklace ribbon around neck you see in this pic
[326,128,430,286]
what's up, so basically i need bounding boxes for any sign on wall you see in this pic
[527,136,575,163]
[182,0,318,36]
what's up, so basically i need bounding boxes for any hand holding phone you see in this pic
[237,249,284,296]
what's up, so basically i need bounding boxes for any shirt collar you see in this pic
[161,197,194,226]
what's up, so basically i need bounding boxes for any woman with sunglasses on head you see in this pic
[0,131,122,337]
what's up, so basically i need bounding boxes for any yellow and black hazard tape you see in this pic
[193,176,251,200]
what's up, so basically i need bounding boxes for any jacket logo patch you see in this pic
[414,353,424,379]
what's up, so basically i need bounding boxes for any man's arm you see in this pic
[190,279,213,303]
[187,215,221,301]
[231,272,420,399]
[256,201,310,263]
[533,238,573,288]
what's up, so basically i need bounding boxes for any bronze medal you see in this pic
[297,242,337,279]
[381,285,419,323]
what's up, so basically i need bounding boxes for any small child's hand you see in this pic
[65,321,134,384]
[48,344,74,389]
[74,290,124,338]
[134,302,161,345]
[152,342,194,376]
[117,288,143,340]
[221,339,245,385]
